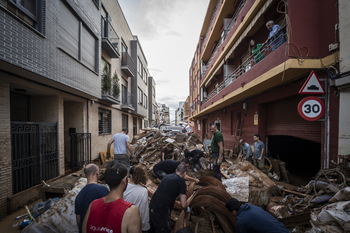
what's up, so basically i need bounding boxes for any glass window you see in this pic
[144,94,147,108]
[139,118,142,130]
[122,114,128,131]
[138,87,143,104]
[98,108,111,134]
[0,0,41,30]
[59,0,98,71]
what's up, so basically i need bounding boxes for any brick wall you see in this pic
[0,80,12,219]
[0,0,102,98]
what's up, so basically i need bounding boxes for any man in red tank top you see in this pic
[82,163,142,233]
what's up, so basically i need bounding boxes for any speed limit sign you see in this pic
[298,97,325,121]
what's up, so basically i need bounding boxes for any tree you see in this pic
[101,61,111,92]
[112,71,120,98]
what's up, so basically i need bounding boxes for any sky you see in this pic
[118,0,210,121]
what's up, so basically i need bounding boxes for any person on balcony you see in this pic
[265,20,285,51]
[249,39,265,64]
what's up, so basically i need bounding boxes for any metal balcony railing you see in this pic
[101,77,120,101]
[201,26,287,105]
[101,16,119,51]
[121,52,135,77]
[201,0,221,52]
[202,0,247,77]
[121,90,133,107]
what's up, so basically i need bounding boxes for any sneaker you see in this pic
[193,168,197,173]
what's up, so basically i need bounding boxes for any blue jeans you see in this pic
[114,154,130,172]
[153,166,167,180]
[212,152,221,181]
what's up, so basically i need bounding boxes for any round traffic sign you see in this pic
[298,97,325,121]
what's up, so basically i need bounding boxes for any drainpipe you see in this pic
[323,79,329,168]
[87,99,89,134]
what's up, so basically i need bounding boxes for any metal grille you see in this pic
[11,122,58,194]
[70,133,91,169]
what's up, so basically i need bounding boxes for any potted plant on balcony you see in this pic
[112,71,120,99]
[101,62,111,94]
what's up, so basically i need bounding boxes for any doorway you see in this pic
[267,135,321,186]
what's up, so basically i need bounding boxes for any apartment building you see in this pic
[335,0,350,156]
[189,0,339,178]
[148,76,157,127]
[175,101,186,125]
[160,104,170,124]
[0,0,155,218]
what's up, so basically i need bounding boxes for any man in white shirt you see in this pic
[107,128,134,171]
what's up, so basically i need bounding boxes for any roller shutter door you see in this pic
[265,95,322,143]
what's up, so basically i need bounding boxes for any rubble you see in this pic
[14,129,350,232]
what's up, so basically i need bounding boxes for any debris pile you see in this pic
[13,128,350,233]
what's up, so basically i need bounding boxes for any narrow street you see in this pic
[0,0,349,232]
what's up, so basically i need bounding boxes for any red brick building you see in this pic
[189,0,339,179]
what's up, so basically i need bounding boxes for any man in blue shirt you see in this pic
[225,198,290,233]
[107,128,134,171]
[75,164,109,233]
[253,134,265,172]
[265,20,285,51]
[239,139,253,163]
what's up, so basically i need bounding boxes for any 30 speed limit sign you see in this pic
[298,97,325,121]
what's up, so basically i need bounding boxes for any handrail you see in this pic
[102,77,120,100]
[121,89,133,106]
[201,26,287,105]
[101,16,119,52]
[121,52,134,70]
[201,0,221,52]
[201,0,247,77]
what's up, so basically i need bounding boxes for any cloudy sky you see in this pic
[118,0,209,121]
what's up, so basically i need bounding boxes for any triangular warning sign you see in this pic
[299,70,325,94]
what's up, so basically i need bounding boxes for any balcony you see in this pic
[101,17,120,58]
[201,0,222,52]
[202,0,248,77]
[121,90,135,111]
[121,52,135,77]
[202,26,287,106]
[101,78,120,105]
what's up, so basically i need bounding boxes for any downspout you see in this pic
[87,99,89,134]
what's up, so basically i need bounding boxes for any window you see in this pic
[59,0,98,71]
[143,94,147,109]
[153,86,155,97]
[121,84,127,104]
[138,87,143,105]
[139,118,142,130]
[0,0,43,32]
[144,120,148,128]
[138,57,143,76]
[121,40,127,53]
[122,114,128,131]
[99,108,111,134]
[143,68,147,83]
[153,104,156,114]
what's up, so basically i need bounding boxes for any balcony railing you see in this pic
[201,0,221,52]
[121,90,135,111]
[201,26,287,105]
[101,78,120,104]
[101,16,120,58]
[202,0,247,77]
[121,52,135,77]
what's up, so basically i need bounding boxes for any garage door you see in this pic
[265,95,322,143]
